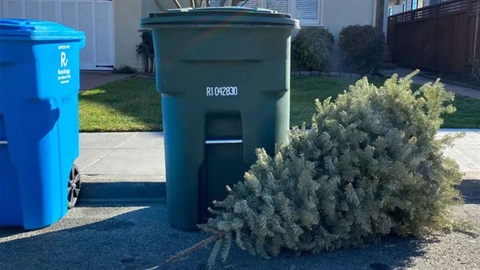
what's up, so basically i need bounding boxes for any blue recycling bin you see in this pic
[0,19,85,229]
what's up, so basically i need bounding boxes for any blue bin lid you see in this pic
[0,19,85,41]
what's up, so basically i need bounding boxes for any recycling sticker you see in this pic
[57,44,71,85]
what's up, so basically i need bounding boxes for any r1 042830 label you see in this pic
[206,86,238,97]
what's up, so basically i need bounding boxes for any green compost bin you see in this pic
[141,7,299,230]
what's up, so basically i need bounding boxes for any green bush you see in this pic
[292,27,334,72]
[200,72,463,267]
[338,25,386,75]
[113,65,137,74]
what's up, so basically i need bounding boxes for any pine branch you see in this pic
[208,237,224,268]
[162,232,227,267]
[164,72,463,266]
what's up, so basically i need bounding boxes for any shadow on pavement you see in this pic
[78,182,166,203]
[460,179,480,204]
[0,202,429,270]
[76,178,480,206]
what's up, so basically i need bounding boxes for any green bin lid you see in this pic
[141,7,299,28]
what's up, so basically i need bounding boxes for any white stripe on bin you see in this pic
[0,141,7,145]
[205,139,242,145]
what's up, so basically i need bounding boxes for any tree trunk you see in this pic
[142,54,148,73]
[149,57,155,74]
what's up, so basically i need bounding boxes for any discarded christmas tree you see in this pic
[166,72,464,268]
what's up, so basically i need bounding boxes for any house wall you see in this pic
[316,0,377,72]
[117,0,209,69]
[111,0,388,71]
[383,0,389,33]
[142,0,160,17]
[322,0,376,37]
[114,0,142,70]
[142,0,203,16]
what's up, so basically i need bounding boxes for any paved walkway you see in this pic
[80,71,132,91]
[76,130,480,202]
[77,132,166,202]
[378,68,480,99]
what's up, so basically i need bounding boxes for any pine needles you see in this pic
[165,71,464,269]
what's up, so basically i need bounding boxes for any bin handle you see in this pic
[0,140,7,145]
[205,139,242,145]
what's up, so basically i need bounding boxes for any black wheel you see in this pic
[68,164,81,209]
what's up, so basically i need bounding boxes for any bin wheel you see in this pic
[68,164,81,209]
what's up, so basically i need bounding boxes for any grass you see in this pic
[78,76,480,132]
[289,76,388,127]
[443,96,480,128]
[79,78,161,132]
[290,76,357,127]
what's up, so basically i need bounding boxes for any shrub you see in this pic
[198,72,463,268]
[292,27,334,72]
[338,25,386,75]
[113,65,137,74]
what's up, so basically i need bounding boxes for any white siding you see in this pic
[1,0,115,70]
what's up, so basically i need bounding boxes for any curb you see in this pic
[291,71,362,78]
[76,175,480,204]
[78,181,166,204]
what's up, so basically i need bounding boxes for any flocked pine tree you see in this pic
[165,72,464,268]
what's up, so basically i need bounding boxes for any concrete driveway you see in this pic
[80,70,132,91]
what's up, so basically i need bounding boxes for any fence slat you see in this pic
[387,0,478,77]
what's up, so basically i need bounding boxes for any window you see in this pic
[388,7,393,16]
[210,0,220,6]
[266,0,320,25]
[212,0,321,26]
[239,0,259,7]
[265,0,289,14]
[412,0,418,10]
[293,0,319,25]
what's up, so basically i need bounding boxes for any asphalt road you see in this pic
[1,130,479,270]
[1,197,479,270]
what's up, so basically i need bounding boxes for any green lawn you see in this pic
[78,76,480,132]
[290,76,355,127]
[79,78,161,132]
[443,96,480,128]
[289,76,388,127]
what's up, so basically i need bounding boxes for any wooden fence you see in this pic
[387,0,480,77]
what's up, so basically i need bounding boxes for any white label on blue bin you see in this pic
[206,86,238,97]
[57,45,71,85]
